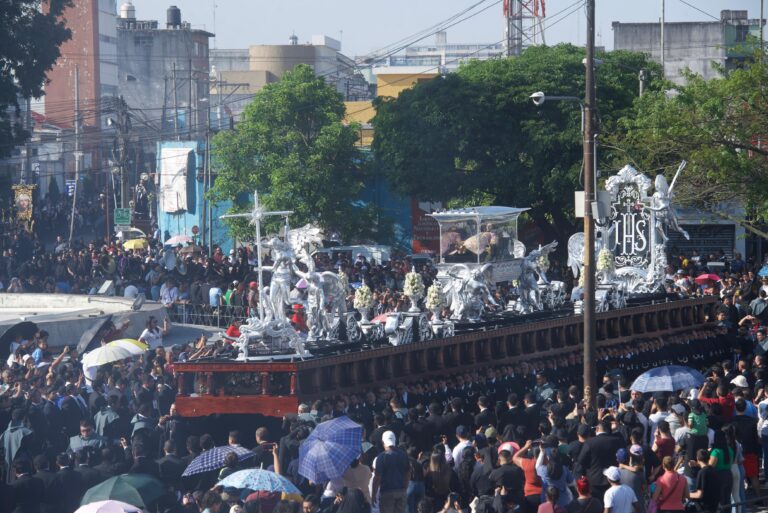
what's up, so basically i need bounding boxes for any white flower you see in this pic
[425,283,444,310]
[353,284,373,309]
[403,271,425,299]
[596,248,615,272]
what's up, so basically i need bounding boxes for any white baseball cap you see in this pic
[603,466,621,483]
[382,430,397,448]
[731,375,749,388]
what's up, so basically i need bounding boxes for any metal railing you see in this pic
[166,303,249,328]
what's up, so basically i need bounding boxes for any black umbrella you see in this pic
[0,321,38,360]
[76,315,114,354]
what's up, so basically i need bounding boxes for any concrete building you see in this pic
[613,9,765,84]
[117,3,214,140]
[42,0,119,129]
[210,35,371,123]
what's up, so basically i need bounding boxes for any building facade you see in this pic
[613,9,764,84]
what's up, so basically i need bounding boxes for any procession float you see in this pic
[173,164,716,419]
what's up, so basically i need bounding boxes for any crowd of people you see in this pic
[0,256,767,513]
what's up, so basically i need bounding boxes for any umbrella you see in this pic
[80,474,165,508]
[164,235,193,246]
[116,229,147,241]
[82,344,134,368]
[106,339,148,356]
[75,500,144,513]
[77,315,114,354]
[694,273,720,284]
[630,365,705,393]
[123,239,148,250]
[178,244,203,255]
[217,469,301,496]
[298,416,362,483]
[0,321,38,360]
[182,446,255,476]
[759,265,768,278]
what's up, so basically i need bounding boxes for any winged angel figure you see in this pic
[443,263,497,321]
[518,241,558,312]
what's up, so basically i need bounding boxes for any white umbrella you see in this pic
[75,500,144,513]
[164,235,193,246]
[106,339,148,356]
[82,345,134,368]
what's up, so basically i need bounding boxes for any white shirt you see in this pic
[648,411,670,443]
[452,440,471,468]
[604,484,637,513]
[139,328,163,349]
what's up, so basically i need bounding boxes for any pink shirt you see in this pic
[656,471,685,511]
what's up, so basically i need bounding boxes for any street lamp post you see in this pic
[530,86,596,407]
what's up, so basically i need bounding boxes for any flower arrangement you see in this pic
[403,268,425,298]
[353,284,373,309]
[425,283,444,310]
[596,248,615,273]
[337,269,349,292]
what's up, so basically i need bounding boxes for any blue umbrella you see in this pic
[217,469,301,495]
[759,265,768,278]
[298,416,362,483]
[182,446,255,477]
[630,365,705,393]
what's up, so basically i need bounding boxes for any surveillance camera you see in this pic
[529,91,545,106]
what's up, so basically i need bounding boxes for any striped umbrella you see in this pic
[298,416,362,483]
[630,365,705,393]
[106,339,148,356]
[217,469,301,496]
[182,446,255,477]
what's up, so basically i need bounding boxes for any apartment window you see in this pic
[734,24,750,43]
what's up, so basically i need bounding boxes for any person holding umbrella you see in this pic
[372,431,410,513]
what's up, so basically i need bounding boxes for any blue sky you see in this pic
[132,0,761,57]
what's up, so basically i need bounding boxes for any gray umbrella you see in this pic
[76,315,113,354]
[0,321,38,360]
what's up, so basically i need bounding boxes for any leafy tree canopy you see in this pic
[372,44,661,241]
[613,57,768,237]
[0,0,71,158]
[210,64,377,242]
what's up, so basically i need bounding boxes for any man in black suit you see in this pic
[73,447,104,490]
[425,402,450,441]
[157,440,186,491]
[33,455,59,513]
[10,459,44,513]
[54,453,85,513]
[520,393,541,441]
[576,418,625,498]
[128,443,160,478]
[93,447,120,480]
[59,385,84,437]
[402,405,436,453]
[445,398,473,436]
[499,393,523,434]
[474,396,498,430]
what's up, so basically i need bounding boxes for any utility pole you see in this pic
[188,58,193,140]
[111,96,130,209]
[761,0,764,62]
[639,69,647,97]
[69,65,81,243]
[172,62,180,141]
[660,0,665,77]
[582,0,597,408]
[22,97,32,184]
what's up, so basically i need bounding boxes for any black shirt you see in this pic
[695,466,721,513]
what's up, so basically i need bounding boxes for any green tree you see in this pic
[210,64,376,241]
[614,57,768,237]
[0,1,71,157]
[372,44,661,241]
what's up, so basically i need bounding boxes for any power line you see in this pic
[677,0,720,21]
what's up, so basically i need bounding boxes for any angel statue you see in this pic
[518,241,558,312]
[262,237,298,324]
[649,171,689,243]
[444,263,498,321]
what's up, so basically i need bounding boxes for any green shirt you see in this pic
[710,447,734,471]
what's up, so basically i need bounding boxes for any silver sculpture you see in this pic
[567,162,688,301]
[443,263,498,321]
[517,241,558,313]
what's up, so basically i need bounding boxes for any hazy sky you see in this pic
[131,0,761,57]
